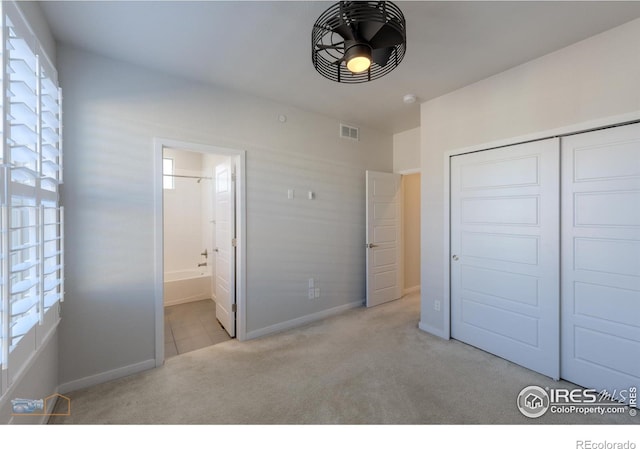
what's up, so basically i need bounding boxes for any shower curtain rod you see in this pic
[165,174,212,181]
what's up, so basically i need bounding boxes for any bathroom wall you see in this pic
[164,148,229,288]
[163,148,205,273]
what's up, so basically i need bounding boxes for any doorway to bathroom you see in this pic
[153,139,246,365]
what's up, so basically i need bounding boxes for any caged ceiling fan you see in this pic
[312,1,407,83]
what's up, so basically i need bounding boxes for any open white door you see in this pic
[366,170,402,307]
[215,159,236,337]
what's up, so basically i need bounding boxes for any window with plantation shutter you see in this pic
[0,1,63,395]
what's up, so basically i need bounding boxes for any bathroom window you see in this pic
[0,1,63,394]
[163,158,175,190]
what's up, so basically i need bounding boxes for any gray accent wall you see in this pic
[56,45,393,388]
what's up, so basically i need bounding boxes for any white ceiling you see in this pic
[39,1,640,134]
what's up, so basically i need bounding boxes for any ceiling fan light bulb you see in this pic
[347,56,371,73]
[344,43,372,74]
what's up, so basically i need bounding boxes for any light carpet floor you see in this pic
[49,293,638,424]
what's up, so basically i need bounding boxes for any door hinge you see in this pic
[232,238,237,247]
[231,304,237,313]
[231,172,236,182]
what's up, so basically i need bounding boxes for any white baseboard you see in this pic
[403,286,421,295]
[58,359,156,394]
[164,295,212,307]
[418,321,450,340]
[246,300,363,340]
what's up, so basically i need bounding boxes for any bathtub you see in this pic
[164,268,212,306]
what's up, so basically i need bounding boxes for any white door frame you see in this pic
[433,111,640,341]
[153,138,247,367]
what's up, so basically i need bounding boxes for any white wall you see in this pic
[15,1,56,64]
[393,127,420,173]
[419,18,640,336]
[57,46,392,388]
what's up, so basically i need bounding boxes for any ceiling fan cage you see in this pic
[312,1,407,83]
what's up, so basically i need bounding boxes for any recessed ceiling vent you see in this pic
[340,123,359,141]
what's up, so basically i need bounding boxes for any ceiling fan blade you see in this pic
[333,23,356,41]
[369,22,404,49]
[372,47,393,67]
[357,20,384,42]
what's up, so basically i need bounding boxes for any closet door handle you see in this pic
[452,255,459,261]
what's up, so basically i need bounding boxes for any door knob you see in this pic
[452,255,459,261]
[366,243,379,249]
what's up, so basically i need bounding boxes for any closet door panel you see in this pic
[451,138,560,379]
[561,123,640,398]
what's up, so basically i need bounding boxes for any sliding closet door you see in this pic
[451,139,560,379]
[561,124,640,396]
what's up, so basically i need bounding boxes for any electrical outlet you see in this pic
[308,289,315,300]
[434,300,441,312]
[314,287,320,298]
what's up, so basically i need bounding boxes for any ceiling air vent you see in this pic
[340,124,359,141]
